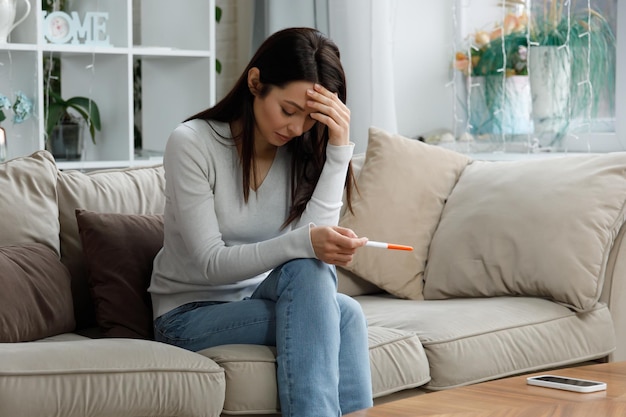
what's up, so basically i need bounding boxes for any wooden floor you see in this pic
[346,362,626,416]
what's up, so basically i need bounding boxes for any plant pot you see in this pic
[47,121,83,160]
[469,75,533,136]
[528,46,571,135]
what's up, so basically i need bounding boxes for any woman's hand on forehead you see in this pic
[306,84,350,146]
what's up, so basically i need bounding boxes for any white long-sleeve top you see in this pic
[149,119,354,319]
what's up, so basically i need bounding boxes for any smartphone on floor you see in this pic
[526,374,607,393]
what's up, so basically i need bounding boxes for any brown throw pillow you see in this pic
[75,209,164,339]
[0,243,75,342]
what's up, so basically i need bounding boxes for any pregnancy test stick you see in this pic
[365,241,413,251]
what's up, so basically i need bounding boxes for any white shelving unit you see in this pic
[0,0,216,170]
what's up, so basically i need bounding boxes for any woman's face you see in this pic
[251,78,318,150]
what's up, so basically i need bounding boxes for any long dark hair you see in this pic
[186,27,356,228]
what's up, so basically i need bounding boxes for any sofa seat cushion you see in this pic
[356,295,615,390]
[198,326,429,415]
[39,332,91,342]
[0,338,225,417]
[368,326,430,396]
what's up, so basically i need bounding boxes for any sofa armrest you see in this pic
[601,222,626,361]
[0,338,225,417]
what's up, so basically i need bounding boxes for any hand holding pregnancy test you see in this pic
[365,240,413,251]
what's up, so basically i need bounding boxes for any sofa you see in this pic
[0,125,624,417]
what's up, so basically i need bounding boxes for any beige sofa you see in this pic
[0,126,624,417]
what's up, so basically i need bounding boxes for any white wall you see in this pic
[391,1,456,144]
[388,0,503,145]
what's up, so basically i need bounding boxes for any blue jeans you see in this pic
[154,258,373,416]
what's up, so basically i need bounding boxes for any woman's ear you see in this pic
[247,67,262,96]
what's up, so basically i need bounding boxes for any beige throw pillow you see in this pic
[423,153,626,312]
[0,151,60,253]
[339,127,471,299]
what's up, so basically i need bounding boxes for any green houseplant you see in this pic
[43,52,101,160]
[45,90,101,160]
[527,0,616,137]
[45,90,101,144]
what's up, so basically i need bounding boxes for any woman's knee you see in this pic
[283,258,332,273]
[337,294,368,328]
[280,258,337,289]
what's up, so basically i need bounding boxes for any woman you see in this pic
[148,27,373,416]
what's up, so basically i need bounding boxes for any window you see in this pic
[455,0,623,154]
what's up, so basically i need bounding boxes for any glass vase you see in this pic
[0,126,6,162]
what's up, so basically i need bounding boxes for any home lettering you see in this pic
[42,11,111,46]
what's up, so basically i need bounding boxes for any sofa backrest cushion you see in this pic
[76,209,164,339]
[0,151,60,253]
[0,243,75,342]
[423,153,626,312]
[339,127,471,299]
[57,165,166,329]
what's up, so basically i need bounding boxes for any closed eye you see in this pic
[282,108,295,116]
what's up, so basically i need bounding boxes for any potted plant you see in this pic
[527,0,616,138]
[42,0,101,160]
[454,7,532,137]
[45,90,101,160]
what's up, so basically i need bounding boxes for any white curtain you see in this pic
[328,0,398,151]
[253,0,327,50]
